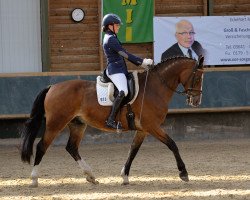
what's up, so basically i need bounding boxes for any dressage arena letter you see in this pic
[126,9,133,23]
[122,0,137,6]
[122,0,138,42]
[126,27,132,41]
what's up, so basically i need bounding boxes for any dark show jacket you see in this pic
[103,30,143,75]
[161,41,204,61]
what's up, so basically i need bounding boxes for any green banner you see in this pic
[103,0,153,43]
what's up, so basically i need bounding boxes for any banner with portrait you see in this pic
[154,16,250,65]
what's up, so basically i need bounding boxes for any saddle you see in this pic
[96,71,139,130]
[96,70,139,106]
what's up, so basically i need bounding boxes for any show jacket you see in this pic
[103,30,143,75]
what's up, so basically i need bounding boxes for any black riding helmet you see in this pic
[102,13,122,32]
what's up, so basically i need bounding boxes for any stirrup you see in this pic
[116,121,122,133]
[106,120,122,130]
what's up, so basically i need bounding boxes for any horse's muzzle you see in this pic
[186,95,202,107]
[186,88,202,107]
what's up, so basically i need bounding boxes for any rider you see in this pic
[102,13,153,130]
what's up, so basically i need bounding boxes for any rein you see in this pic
[139,70,149,124]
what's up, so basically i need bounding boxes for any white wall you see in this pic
[0,0,42,73]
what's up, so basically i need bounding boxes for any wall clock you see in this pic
[71,8,85,22]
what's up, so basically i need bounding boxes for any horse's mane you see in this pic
[152,56,195,71]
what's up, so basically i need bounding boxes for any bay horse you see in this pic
[20,56,204,187]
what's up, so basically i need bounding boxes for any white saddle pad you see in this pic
[96,71,139,106]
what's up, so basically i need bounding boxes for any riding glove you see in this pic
[141,58,154,70]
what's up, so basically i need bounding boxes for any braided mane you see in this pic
[152,56,195,71]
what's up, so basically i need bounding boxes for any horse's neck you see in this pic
[149,60,189,102]
[140,67,178,104]
[165,58,194,81]
[160,62,183,89]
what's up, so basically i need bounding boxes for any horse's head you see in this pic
[180,56,204,107]
[152,56,204,107]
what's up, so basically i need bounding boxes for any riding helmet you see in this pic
[102,13,122,27]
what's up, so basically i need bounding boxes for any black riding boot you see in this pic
[106,91,125,130]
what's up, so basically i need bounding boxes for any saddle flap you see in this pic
[96,76,114,105]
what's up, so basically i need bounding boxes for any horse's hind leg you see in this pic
[150,128,189,182]
[66,118,98,184]
[31,129,60,187]
[121,131,146,185]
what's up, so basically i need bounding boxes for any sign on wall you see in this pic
[154,16,250,65]
[103,0,153,43]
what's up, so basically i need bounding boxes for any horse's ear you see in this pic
[197,55,204,69]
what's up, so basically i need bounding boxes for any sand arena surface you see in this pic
[0,138,249,200]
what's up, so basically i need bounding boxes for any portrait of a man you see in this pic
[161,19,205,61]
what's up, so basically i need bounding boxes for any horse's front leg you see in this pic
[150,127,189,182]
[121,130,146,185]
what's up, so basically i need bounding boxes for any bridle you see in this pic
[157,59,203,98]
[139,59,203,121]
[182,61,203,97]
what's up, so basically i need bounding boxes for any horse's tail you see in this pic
[20,86,51,164]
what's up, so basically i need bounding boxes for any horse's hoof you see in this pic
[86,176,99,185]
[29,182,38,188]
[179,171,189,182]
[121,174,129,185]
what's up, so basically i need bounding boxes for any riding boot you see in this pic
[106,91,125,130]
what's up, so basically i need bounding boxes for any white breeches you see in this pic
[107,70,128,96]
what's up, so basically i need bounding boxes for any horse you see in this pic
[20,56,204,187]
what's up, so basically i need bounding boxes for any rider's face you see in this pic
[113,24,120,34]
[109,24,120,34]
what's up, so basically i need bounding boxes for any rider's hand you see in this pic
[141,58,153,70]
